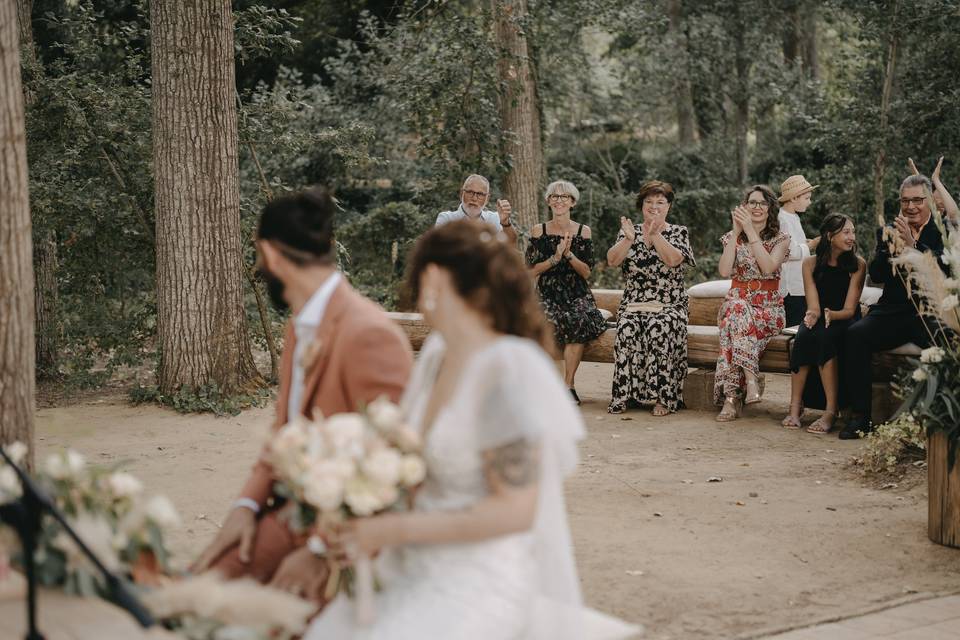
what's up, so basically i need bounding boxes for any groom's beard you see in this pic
[258,267,289,313]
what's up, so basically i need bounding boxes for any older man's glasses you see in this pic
[900,197,927,207]
[548,194,573,202]
[745,200,769,209]
[462,189,488,200]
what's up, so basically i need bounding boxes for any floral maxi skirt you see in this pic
[713,288,785,404]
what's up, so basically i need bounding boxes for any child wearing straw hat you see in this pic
[778,175,820,327]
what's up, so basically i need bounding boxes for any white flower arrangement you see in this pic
[265,396,424,616]
[0,443,178,598]
[267,396,424,531]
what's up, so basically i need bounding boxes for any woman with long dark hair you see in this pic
[307,220,639,639]
[782,214,866,433]
[714,185,791,421]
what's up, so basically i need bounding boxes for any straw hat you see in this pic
[778,175,818,203]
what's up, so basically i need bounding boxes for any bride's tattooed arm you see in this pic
[484,439,541,488]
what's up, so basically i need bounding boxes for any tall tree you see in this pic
[151,0,261,395]
[1,0,36,454]
[873,4,900,226]
[491,0,546,235]
[18,0,60,378]
[668,0,697,146]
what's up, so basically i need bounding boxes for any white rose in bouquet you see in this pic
[325,414,367,455]
[912,367,928,382]
[344,478,384,517]
[145,495,181,528]
[400,455,427,487]
[920,346,945,364]
[361,448,402,487]
[303,464,346,512]
[44,450,87,480]
[0,466,21,502]
[4,441,28,466]
[107,472,144,498]
[367,396,404,432]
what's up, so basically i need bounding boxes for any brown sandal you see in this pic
[807,412,835,434]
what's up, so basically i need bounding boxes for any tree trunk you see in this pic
[800,4,819,81]
[17,0,60,377]
[0,0,36,457]
[733,55,750,185]
[33,230,60,377]
[781,1,800,66]
[151,0,261,395]
[491,0,545,237]
[873,15,899,226]
[928,431,960,548]
[668,0,696,146]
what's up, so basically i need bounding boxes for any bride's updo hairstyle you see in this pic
[406,220,551,349]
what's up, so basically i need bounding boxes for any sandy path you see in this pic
[35,365,960,639]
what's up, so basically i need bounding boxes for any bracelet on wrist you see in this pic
[564,251,574,261]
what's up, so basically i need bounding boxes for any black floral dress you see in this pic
[525,224,607,346]
[609,223,695,413]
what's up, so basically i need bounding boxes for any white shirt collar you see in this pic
[294,272,342,331]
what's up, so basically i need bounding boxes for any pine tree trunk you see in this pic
[491,0,545,237]
[151,0,261,395]
[0,0,36,457]
[668,0,696,146]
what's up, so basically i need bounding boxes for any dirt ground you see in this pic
[35,364,960,640]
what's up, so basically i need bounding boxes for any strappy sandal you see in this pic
[652,404,671,417]
[744,374,766,405]
[781,415,802,429]
[716,397,741,422]
[608,403,625,415]
[807,412,836,434]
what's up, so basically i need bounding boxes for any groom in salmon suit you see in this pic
[191,187,413,601]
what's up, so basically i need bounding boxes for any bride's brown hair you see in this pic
[405,220,552,349]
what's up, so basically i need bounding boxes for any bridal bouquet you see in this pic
[265,396,425,621]
[0,443,178,596]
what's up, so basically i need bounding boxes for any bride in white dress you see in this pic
[305,220,640,640]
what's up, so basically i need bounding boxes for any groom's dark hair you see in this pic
[257,186,336,265]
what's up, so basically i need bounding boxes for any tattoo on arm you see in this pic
[485,439,540,488]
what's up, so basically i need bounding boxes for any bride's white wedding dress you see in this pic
[304,333,641,640]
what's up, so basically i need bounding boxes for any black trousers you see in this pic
[783,294,807,328]
[844,309,934,420]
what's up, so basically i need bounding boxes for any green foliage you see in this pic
[338,202,434,308]
[130,383,273,417]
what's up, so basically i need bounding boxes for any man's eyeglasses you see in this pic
[745,200,769,209]
[900,197,927,207]
[548,194,573,202]
[462,189,488,200]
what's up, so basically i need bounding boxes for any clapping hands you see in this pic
[553,232,572,262]
[620,216,636,242]
[641,213,666,245]
[731,205,751,235]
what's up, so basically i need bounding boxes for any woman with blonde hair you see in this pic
[526,180,607,404]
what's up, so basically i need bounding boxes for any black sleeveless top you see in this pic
[813,264,853,311]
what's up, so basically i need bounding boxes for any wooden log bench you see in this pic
[387,280,920,421]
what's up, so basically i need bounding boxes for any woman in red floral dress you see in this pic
[714,185,791,421]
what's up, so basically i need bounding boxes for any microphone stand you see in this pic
[0,447,155,639]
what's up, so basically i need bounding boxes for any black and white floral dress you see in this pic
[608,223,695,413]
[525,224,607,346]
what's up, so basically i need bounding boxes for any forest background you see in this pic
[16,0,960,412]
